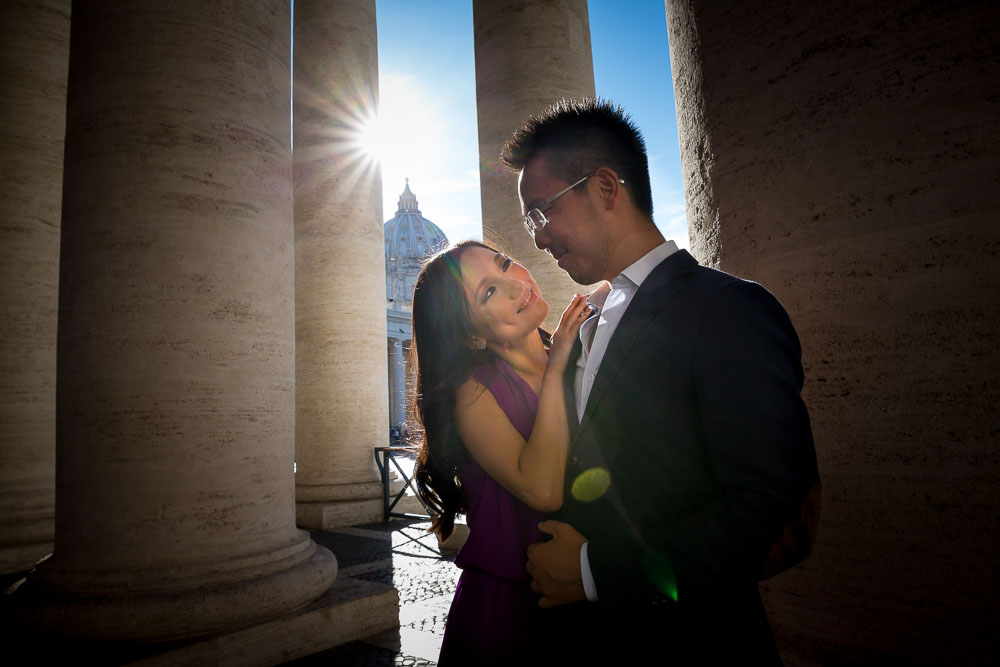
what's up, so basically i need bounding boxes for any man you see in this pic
[501,99,820,664]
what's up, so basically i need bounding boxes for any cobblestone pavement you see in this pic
[286,518,460,666]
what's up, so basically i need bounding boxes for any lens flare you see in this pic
[570,467,611,502]
[643,551,679,602]
[357,113,384,162]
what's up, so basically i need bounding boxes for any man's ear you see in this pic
[593,167,624,211]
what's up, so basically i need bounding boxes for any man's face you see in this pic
[518,154,612,285]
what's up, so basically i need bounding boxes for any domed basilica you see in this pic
[384,180,448,432]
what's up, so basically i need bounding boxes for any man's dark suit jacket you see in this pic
[550,249,819,664]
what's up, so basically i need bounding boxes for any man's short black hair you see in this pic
[500,98,654,218]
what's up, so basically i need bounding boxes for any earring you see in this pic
[469,337,486,350]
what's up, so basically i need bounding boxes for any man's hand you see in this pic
[526,520,588,608]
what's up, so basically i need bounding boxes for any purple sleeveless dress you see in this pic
[437,355,545,665]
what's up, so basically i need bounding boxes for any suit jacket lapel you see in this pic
[563,336,583,441]
[578,250,698,432]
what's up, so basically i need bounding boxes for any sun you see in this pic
[357,113,384,163]
[365,74,445,187]
[332,73,447,213]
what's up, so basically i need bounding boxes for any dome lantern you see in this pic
[384,180,448,311]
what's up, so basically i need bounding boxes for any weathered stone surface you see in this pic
[298,498,385,531]
[387,337,407,430]
[473,0,597,330]
[666,0,1000,663]
[12,0,337,641]
[0,0,69,575]
[131,575,398,667]
[293,0,389,509]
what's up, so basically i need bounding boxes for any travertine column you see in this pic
[14,0,337,641]
[666,0,1000,663]
[387,338,407,429]
[0,0,68,575]
[294,0,389,528]
[473,0,596,330]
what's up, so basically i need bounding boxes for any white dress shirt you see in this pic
[574,240,679,601]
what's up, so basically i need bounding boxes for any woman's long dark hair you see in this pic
[410,241,492,539]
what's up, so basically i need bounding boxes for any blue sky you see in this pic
[373,0,686,248]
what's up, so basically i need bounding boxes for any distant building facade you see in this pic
[384,180,448,434]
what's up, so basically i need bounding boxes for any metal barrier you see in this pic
[373,446,430,521]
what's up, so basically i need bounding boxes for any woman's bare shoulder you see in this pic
[455,375,492,413]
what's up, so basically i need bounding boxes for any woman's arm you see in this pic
[455,294,590,511]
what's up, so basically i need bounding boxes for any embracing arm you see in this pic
[455,295,590,512]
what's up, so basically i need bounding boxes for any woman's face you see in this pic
[458,246,549,345]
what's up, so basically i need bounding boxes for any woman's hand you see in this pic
[548,293,592,370]
[455,294,591,513]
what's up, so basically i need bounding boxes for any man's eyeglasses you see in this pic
[522,172,595,238]
[522,172,625,238]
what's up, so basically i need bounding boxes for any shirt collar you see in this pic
[586,282,611,310]
[619,240,679,289]
[585,241,680,314]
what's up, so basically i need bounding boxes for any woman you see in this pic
[410,240,590,664]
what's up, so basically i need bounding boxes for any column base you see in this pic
[134,574,398,666]
[0,489,55,575]
[0,542,52,577]
[437,520,469,553]
[10,537,338,642]
[296,499,383,529]
[294,480,385,503]
[296,479,409,529]
[0,517,53,575]
[2,572,398,666]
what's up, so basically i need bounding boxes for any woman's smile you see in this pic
[517,286,536,314]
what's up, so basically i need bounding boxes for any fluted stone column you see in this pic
[294,0,389,528]
[666,0,1000,663]
[473,0,596,330]
[13,1,337,641]
[0,0,68,575]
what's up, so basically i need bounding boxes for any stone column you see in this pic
[386,338,396,428]
[473,0,596,330]
[666,0,1000,663]
[0,0,68,575]
[387,337,407,429]
[14,0,337,641]
[294,0,389,528]
[401,339,413,428]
